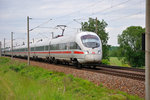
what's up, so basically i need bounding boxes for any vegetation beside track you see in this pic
[101,57,130,67]
[0,57,143,100]
[107,57,144,68]
[109,57,130,67]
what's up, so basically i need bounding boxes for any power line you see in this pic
[100,0,145,15]
[72,0,132,22]
[52,0,105,20]
[65,20,74,26]
[29,0,144,32]
[37,32,49,38]
[107,11,144,22]
[91,0,131,16]
[35,26,56,29]
[30,19,52,31]
[51,0,131,22]
[73,0,144,24]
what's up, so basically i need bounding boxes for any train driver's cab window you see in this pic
[81,35,100,48]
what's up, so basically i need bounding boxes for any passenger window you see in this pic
[45,45,48,51]
[70,42,81,50]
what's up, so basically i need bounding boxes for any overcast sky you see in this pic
[0,0,146,47]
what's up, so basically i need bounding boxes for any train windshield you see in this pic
[81,35,100,48]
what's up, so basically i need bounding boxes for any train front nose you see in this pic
[85,53,102,63]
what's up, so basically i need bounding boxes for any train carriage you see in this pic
[3,31,102,68]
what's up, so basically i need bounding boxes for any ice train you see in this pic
[3,31,102,68]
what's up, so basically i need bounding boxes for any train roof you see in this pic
[12,31,99,49]
[50,31,99,44]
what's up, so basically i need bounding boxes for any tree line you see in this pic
[81,18,145,67]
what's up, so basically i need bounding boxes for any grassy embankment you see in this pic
[109,57,130,67]
[0,57,143,100]
[109,57,145,68]
[108,46,131,67]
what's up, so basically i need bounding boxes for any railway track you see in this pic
[99,64,145,72]
[5,56,145,81]
[39,59,145,81]
[55,63,145,81]
[58,63,145,81]
[82,66,145,81]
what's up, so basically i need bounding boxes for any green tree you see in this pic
[81,18,109,59]
[109,46,120,57]
[118,26,145,67]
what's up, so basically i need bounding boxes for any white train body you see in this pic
[3,31,102,66]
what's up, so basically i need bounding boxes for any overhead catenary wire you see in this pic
[30,19,52,31]
[80,0,132,20]
[100,0,144,15]
[52,0,105,20]
[107,11,144,22]
[92,0,131,15]
[74,0,135,22]
[75,0,144,24]
[21,0,146,38]
[37,32,49,38]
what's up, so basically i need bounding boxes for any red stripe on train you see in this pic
[12,51,72,54]
[73,51,84,54]
[10,51,84,54]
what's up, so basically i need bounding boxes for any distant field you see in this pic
[109,57,130,67]
[0,57,143,100]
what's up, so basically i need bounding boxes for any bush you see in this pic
[9,64,26,72]
[101,59,110,65]
[0,57,10,64]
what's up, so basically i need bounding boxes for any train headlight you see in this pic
[98,50,101,54]
[84,51,89,54]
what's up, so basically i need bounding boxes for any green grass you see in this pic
[109,57,130,67]
[0,57,143,100]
